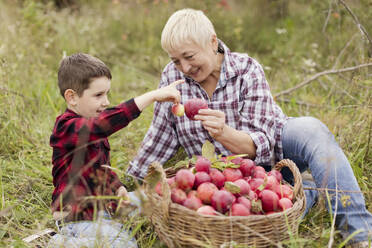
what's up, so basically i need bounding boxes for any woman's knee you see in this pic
[285,116,333,142]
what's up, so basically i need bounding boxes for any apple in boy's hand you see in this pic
[184,98,208,120]
[171,103,185,117]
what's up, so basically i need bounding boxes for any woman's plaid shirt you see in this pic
[128,41,288,180]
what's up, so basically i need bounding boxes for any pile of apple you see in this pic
[155,155,294,216]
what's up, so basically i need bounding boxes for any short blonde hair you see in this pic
[161,8,216,53]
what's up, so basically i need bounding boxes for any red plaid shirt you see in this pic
[128,40,288,179]
[50,98,141,221]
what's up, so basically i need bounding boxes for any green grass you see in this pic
[0,0,371,247]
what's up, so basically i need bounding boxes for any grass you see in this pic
[0,0,371,247]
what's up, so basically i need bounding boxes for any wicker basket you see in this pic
[144,159,306,248]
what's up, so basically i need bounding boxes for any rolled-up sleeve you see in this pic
[239,60,276,165]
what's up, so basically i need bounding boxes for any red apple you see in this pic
[276,184,293,200]
[223,168,243,182]
[171,103,184,117]
[197,182,218,204]
[171,188,187,205]
[211,190,236,214]
[175,169,195,191]
[251,166,266,178]
[260,189,279,212]
[239,159,256,177]
[183,195,203,210]
[194,172,211,188]
[279,197,293,211]
[267,170,283,182]
[155,181,163,196]
[209,168,226,189]
[237,196,251,211]
[264,175,279,191]
[187,190,198,198]
[197,205,217,216]
[249,178,265,193]
[195,156,211,173]
[230,203,251,216]
[233,179,251,196]
[184,98,208,120]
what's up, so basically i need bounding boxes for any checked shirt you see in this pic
[50,99,141,221]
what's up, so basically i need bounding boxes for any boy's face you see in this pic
[71,76,111,118]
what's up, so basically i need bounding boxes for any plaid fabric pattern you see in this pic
[127,40,288,179]
[50,98,141,221]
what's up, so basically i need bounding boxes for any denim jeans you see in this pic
[48,192,141,248]
[281,117,372,243]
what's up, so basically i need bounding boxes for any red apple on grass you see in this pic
[171,103,185,117]
[184,98,208,120]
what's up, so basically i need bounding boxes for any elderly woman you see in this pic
[127,8,371,247]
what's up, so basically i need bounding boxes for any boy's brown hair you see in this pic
[58,53,112,97]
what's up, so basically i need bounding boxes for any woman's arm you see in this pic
[195,109,257,158]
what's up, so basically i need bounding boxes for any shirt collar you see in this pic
[218,40,239,88]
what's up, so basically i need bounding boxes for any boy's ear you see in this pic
[64,89,78,106]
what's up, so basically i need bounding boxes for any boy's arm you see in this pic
[134,80,183,111]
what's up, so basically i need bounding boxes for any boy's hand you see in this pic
[116,186,130,206]
[153,80,184,103]
[134,80,184,111]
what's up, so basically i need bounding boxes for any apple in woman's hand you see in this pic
[184,98,208,120]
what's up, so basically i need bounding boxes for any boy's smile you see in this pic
[69,76,111,118]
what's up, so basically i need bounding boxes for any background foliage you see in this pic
[0,0,371,247]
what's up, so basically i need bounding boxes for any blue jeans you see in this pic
[281,117,372,243]
[48,192,141,248]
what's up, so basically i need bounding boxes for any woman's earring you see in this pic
[214,50,218,55]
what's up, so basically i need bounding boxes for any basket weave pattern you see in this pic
[144,159,305,248]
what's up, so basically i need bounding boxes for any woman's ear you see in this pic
[211,34,218,52]
[64,89,78,106]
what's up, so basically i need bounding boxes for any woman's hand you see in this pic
[194,108,226,139]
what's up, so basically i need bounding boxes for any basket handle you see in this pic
[273,159,304,201]
[144,162,171,221]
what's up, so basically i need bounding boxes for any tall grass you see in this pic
[0,0,371,247]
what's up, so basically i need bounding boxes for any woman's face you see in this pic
[167,39,218,83]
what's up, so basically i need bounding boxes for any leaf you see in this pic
[225,154,249,161]
[225,162,240,169]
[202,140,216,161]
[189,155,198,165]
[224,182,241,194]
[211,161,226,171]
[174,160,188,169]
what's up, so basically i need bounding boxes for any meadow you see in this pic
[0,0,371,247]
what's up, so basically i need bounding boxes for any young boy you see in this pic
[48,53,183,248]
